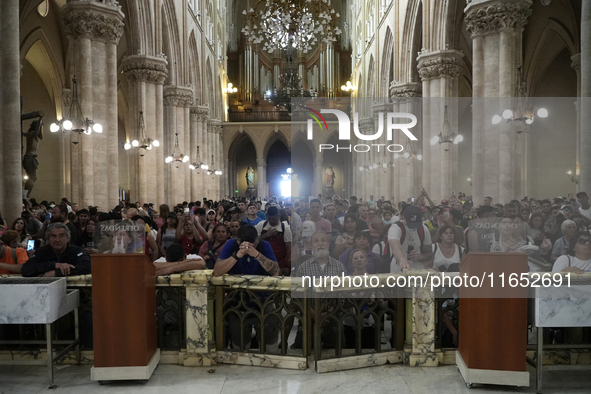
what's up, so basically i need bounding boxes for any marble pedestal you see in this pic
[245,187,256,198]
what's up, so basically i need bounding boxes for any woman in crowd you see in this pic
[176,215,202,256]
[132,215,159,260]
[427,225,464,272]
[206,209,217,227]
[215,204,225,223]
[333,214,358,258]
[520,208,531,222]
[199,222,229,269]
[529,213,545,239]
[343,249,376,348]
[553,231,591,273]
[551,220,577,263]
[157,213,178,256]
[78,218,98,255]
[156,204,170,229]
[339,231,379,274]
[11,218,31,248]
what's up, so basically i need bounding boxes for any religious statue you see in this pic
[246,166,255,188]
[22,118,43,198]
[325,166,336,187]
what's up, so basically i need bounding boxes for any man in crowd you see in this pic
[484,196,493,206]
[237,200,247,222]
[228,219,241,239]
[577,192,591,221]
[308,199,332,234]
[388,205,433,272]
[21,223,91,277]
[75,208,90,235]
[153,242,205,275]
[335,200,346,224]
[0,231,29,274]
[294,231,346,277]
[256,206,292,276]
[243,203,263,226]
[323,203,342,233]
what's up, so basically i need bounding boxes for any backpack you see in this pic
[376,240,392,274]
[395,221,425,248]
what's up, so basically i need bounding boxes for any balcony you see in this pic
[228,111,292,123]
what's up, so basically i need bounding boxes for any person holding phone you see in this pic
[11,218,31,249]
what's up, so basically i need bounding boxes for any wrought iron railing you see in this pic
[228,111,292,122]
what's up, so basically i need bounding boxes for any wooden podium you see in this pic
[90,254,160,382]
[456,252,529,388]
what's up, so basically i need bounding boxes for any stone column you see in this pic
[194,106,209,201]
[122,55,168,205]
[256,158,266,198]
[409,278,439,367]
[359,118,374,197]
[189,110,200,201]
[313,156,323,197]
[580,1,591,192]
[390,83,422,202]
[571,54,581,192]
[0,0,21,222]
[417,50,465,200]
[163,86,193,204]
[465,0,532,203]
[62,0,124,210]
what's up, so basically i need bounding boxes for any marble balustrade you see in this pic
[1,271,590,371]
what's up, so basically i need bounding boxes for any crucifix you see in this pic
[20,97,45,198]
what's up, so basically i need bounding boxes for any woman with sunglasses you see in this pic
[552,231,591,273]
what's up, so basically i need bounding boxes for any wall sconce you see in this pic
[223,82,238,94]
[566,170,579,184]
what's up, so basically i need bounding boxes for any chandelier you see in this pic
[189,146,208,171]
[241,0,341,54]
[207,155,222,176]
[430,105,463,151]
[124,111,159,155]
[394,138,422,165]
[165,133,189,167]
[491,65,548,133]
[50,76,102,144]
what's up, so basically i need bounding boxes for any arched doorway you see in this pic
[266,141,290,197]
[228,133,257,197]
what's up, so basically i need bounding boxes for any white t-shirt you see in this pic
[255,220,292,243]
[431,243,464,271]
[579,206,591,221]
[552,255,591,272]
[154,253,201,263]
[387,223,432,270]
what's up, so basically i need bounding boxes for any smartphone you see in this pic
[45,213,51,221]
[407,246,414,254]
[184,208,190,214]
[27,240,35,251]
[444,208,450,216]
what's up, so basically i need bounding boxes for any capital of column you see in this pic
[122,55,168,84]
[372,102,394,114]
[390,82,422,100]
[464,0,532,37]
[190,106,209,122]
[163,85,194,107]
[207,119,222,133]
[571,53,581,72]
[417,50,465,81]
[359,117,375,131]
[62,1,124,44]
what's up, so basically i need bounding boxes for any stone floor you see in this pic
[1,363,590,394]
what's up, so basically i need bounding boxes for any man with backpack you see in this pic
[255,206,292,276]
[387,205,433,272]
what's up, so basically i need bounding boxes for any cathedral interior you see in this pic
[0,0,588,221]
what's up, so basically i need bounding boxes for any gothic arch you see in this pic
[188,31,202,104]
[526,19,578,97]
[20,30,65,116]
[263,129,290,158]
[380,27,394,97]
[161,0,183,85]
[400,0,422,83]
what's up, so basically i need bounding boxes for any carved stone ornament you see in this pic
[390,82,422,99]
[62,5,124,44]
[163,86,194,107]
[122,56,168,84]
[417,51,465,80]
[464,1,532,37]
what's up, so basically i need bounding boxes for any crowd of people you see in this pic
[1,190,590,350]
[1,190,590,278]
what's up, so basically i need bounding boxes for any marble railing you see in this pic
[2,270,590,371]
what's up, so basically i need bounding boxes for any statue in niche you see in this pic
[22,115,44,198]
[325,166,336,187]
[246,166,255,188]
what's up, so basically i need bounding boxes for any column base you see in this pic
[90,348,160,382]
[408,353,439,367]
[456,350,529,388]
